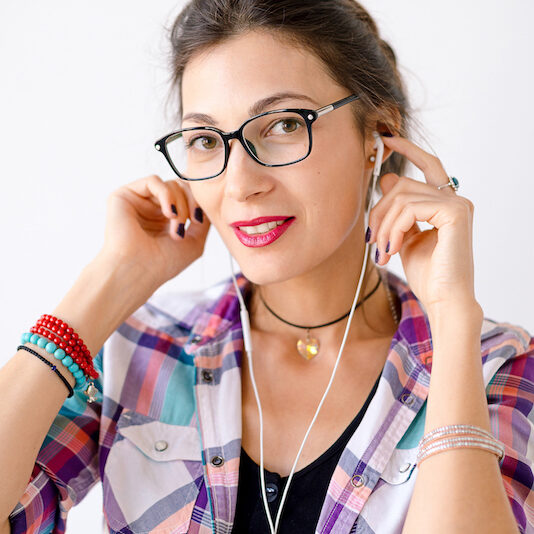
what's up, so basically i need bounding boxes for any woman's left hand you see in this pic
[368,135,480,314]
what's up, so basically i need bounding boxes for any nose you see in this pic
[223,138,273,202]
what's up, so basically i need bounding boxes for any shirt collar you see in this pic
[188,269,435,372]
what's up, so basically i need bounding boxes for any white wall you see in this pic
[1,1,533,531]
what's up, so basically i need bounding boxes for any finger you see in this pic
[369,177,436,243]
[166,180,192,239]
[183,209,211,245]
[380,136,452,190]
[370,190,428,254]
[376,199,468,265]
[169,180,211,245]
[180,181,206,227]
[378,173,442,197]
[127,174,180,219]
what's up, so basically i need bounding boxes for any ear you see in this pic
[364,128,394,168]
[364,111,402,168]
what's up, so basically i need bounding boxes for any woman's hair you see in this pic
[166,0,411,201]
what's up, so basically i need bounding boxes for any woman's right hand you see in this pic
[99,174,210,290]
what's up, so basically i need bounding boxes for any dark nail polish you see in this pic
[171,204,178,215]
[365,226,371,243]
[375,249,380,263]
[385,241,390,253]
[381,132,394,137]
[177,223,185,238]
[194,207,203,223]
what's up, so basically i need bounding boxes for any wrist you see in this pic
[426,300,484,344]
[426,299,483,324]
[52,255,157,357]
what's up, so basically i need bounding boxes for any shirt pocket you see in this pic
[103,409,204,534]
[358,447,419,534]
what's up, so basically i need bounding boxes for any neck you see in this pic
[248,239,399,350]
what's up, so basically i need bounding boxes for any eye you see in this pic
[268,118,302,135]
[187,135,219,150]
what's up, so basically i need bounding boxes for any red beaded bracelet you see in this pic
[30,315,99,380]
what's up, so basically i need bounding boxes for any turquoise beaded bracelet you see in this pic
[21,332,87,390]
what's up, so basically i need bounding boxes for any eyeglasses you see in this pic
[154,94,359,181]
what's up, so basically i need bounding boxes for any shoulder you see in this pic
[479,315,533,384]
[95,275,244,409]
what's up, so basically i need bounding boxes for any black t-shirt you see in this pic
[231,372,381,533]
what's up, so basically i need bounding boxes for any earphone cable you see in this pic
[229,133,384,534]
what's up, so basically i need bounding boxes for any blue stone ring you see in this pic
[437,176,459,192]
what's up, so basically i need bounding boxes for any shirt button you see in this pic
[266,482,278,502]
[399,462,411,473]
[154,440,168,452]
[400,393,415,407]
[351,474,367,488]
[202,370,214,383]
[211,455,224,467]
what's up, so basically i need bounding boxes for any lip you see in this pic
[230,215,293,227]
[231,216,295,248]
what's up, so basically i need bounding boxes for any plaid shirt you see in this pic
[9,269,534,534]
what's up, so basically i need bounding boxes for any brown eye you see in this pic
[187,135,218,150]
[281,119,298,132]
[268,117,303,136]
[199,136,217,149]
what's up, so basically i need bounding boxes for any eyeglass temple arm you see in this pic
[315,94,360,117]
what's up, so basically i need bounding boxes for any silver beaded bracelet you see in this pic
[417,424,505,465]
[419,423,497,446]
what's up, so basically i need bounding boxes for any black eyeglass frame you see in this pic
[154,94,360,181]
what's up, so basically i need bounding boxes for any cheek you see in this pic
[189,184,220,221]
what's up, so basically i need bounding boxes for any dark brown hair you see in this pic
[166,0,411,189]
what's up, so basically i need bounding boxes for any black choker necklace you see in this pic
[258,275,381,360]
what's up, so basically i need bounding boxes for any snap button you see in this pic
[266,482,278,502]
[202,369,214,383]
[400,393,415,407]
[154,440,168,452]
[191,334,202,344]
[211,455,224,467]
[399,462,411,473]
[351,474,367,488]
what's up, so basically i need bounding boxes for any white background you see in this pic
[1,1,533,531]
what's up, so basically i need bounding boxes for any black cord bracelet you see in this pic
[17,345,74,398]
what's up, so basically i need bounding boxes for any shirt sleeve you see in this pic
[486,337,534,534]
[8,349,104,534]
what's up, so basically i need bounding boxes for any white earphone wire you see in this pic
[229,133,384,534]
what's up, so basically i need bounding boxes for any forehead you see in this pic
[181,31,336,122]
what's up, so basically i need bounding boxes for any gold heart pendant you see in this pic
[297,335,320,360]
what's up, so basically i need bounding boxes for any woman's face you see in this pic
[182,31,375,285]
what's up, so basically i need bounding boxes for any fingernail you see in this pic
[375,249,380,264]
[194,207,203,223]
[365,226,371,243]
[171,204,178,215]
[381,132,394,137]
[385,241,390,253]
[177,223,185,238]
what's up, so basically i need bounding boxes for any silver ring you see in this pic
[437,176,459,192]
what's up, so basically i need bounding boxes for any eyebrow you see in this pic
[181,92,320,126]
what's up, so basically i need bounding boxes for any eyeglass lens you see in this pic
[165,111,310,179]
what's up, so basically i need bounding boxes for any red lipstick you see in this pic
[230,216,295,248]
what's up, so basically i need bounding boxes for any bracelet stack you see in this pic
[417,424,505,465]
[19,314,99,402]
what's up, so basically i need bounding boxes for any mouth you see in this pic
[230,216,295,247]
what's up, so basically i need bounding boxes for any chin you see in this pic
[233,258,293,286]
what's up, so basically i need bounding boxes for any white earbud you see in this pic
[372,131,384,179]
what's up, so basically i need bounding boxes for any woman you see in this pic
[1,0,533,533]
